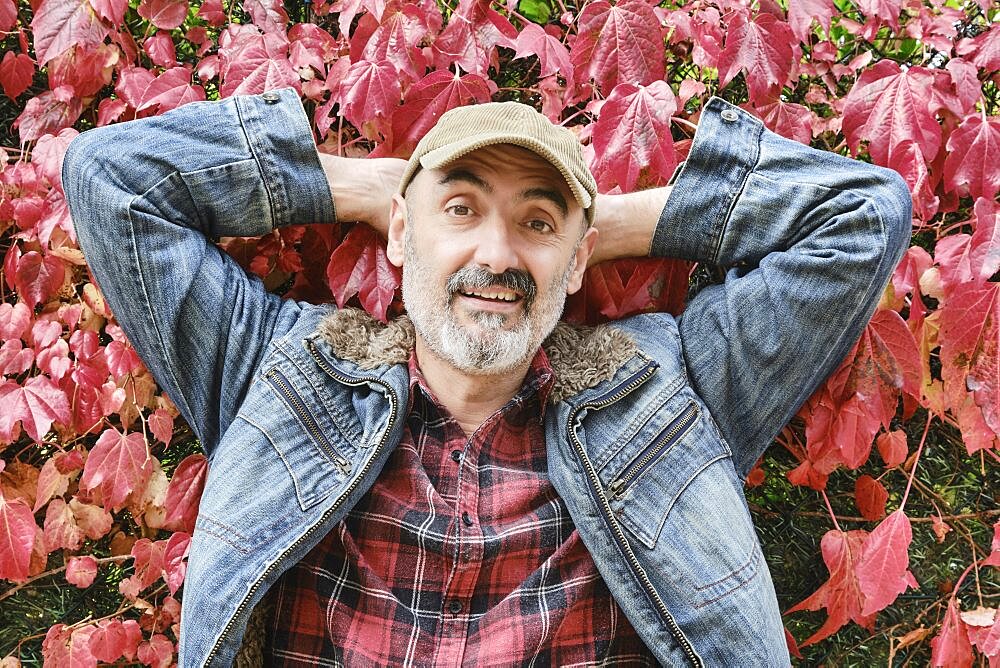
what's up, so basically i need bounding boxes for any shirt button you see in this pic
[450,449,462,463]
[448,600,462,615]
[720,108,739,122]
[462,511,473,527]
[262,91,280,104]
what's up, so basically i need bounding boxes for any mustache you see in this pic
[446,266,537,304]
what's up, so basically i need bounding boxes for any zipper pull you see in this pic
[333,455,352,476]
[607,479,625,500]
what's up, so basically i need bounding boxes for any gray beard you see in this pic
[401,232,575,375]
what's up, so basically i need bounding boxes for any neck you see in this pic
[414,336,531,435]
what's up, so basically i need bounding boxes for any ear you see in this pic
[565,226,598,295]
[386,193,407,268]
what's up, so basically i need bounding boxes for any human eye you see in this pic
[525,218,555,234]
[445,204,473,217]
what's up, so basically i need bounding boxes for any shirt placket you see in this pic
[434,426,489,668]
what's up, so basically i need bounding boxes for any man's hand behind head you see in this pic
[319,153,406,236]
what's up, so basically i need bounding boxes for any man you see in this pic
[63,88,911,666]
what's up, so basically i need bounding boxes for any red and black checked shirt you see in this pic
[264,350,656,666]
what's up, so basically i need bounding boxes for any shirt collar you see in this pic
[406,348,556,417]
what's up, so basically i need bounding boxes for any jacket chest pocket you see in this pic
[597,392,731,550]
[238,363,359,511]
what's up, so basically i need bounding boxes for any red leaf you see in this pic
[0,0,15,30]
[855,0,901,30]
[80,428,151,510]
[931,599,974,668]
[564,258,689,325]
[385,69,493,157]
[65,554,98,588]
[0,376,71,443]
[361,4,432,83]
[514,22,571,81]
[244,0,288,34]
[88,0,126,24]
[13,251,64,311]
[717,11,794,103]
[144,30,177,68]
[30,0,109,65]
[786,529,874,646]
[787,0,833,42]
[89,619,142,663]
[431,0,515,78]
[326,224,401,322]
[0,51,35,100]
[570,0,663,95]
[960,23,1000,73]
[940,282,999,435]
[14,84,83,144]
[857,509,918,615]
[855,474,888,521]
[163,453,207,533]
[832,309,921,431]
[751,98,813,145]
[0,490,36,581]
[842,61,940,166]
[163,530,190,594]
[962,607,1000,658]
[44,496,83,550]
[69,498,113,539]
[0,302,31,341]
[876,429,907,467]
[591,81,677,193]
[136,633,173,668]
[336,58,400,129]
[943,114,1000,202]
[218,27,299,97]
[136,0,188,29]
[41,624,97,668]
[34,457,69,512]
[148,407,174,446]
[0,340,34,376]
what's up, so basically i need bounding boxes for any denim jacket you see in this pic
[63,89,911,667]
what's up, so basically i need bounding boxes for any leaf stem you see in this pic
[0,554,131,603]
[899,411,933,511]
[821,488,842,532]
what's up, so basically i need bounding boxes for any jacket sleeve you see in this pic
[62,88,336,454]
[651,97,912,479]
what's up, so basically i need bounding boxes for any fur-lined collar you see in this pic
[315,308,638,404]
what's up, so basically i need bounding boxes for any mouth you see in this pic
[457,287,523,303]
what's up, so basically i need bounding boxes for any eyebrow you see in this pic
[520,187,568,217]
[438,169,493,193]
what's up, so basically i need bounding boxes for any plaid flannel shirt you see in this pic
[265,350,655,666]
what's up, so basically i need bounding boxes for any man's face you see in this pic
[386,144,597,376]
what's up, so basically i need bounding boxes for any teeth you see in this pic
[463,289,518,301]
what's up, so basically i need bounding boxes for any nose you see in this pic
[471,215,520,275]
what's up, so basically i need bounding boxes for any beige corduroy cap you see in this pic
[398,101,598,226]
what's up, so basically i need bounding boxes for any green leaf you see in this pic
[519,0,551,25]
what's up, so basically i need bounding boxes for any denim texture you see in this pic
[63,88,912,667]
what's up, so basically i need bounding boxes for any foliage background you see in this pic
[0,0,998,664]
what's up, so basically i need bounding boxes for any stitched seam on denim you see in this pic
[711,119,762,264]
[620,453,729,549]
[195,517,253,554]
[125,185,196,427]
[692,540,758,592]
[691,550,761,609]
[276,336,364,446]
[238,411,313,510]
[234,96,279,229]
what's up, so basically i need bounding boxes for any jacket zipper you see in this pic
[265,368,351,475]
[567,360,703,667]
[203,341,399,667]
[607,401,699,501]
